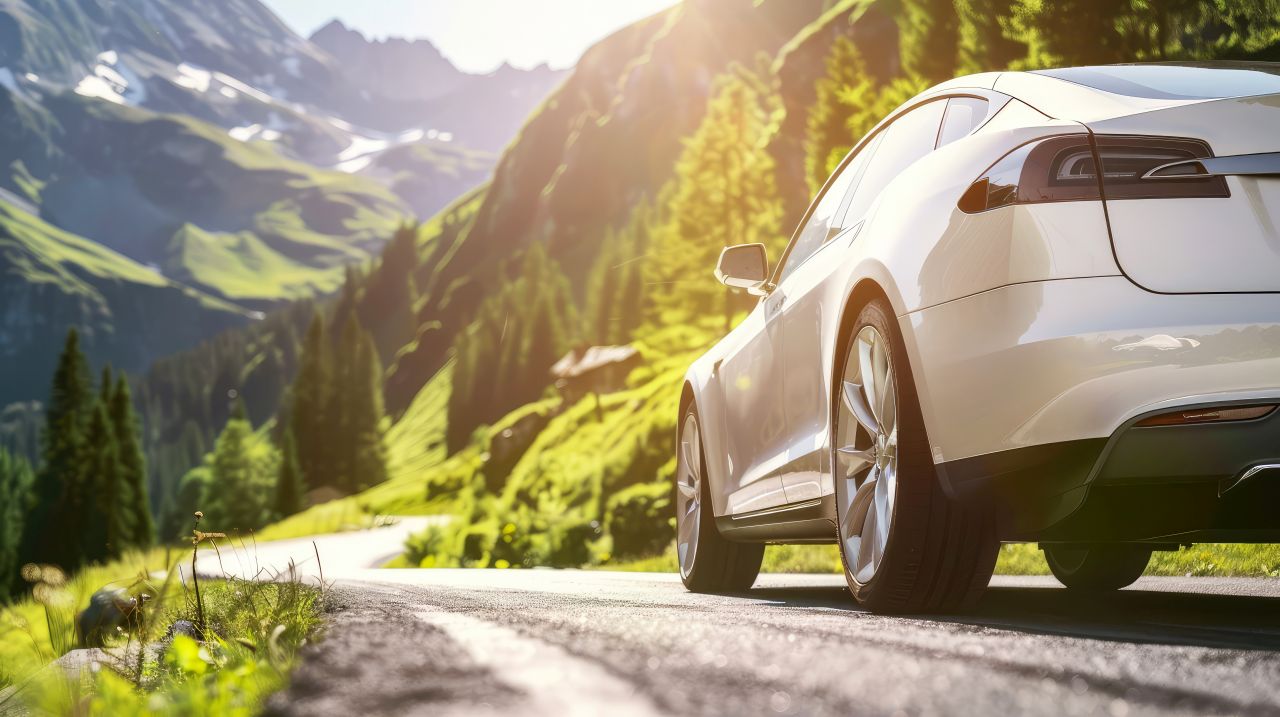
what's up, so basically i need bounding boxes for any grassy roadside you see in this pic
[0,538,325,715]
[602,542,1280,578]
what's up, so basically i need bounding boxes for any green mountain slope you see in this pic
[382,0,831,411]
[0,85,409,306]
[0,199,249,406]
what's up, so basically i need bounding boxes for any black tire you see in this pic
[1043,544,1152,591]
[835,299,999,614]
[677,403,764,593]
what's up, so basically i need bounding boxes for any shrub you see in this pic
[606,479,674,559]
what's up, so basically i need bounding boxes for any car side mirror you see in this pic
[715,243,770,295]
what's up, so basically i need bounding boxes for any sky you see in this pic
[260,0,680,74]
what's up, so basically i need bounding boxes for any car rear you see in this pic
[919,65,1280,544]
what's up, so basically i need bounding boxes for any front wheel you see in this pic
[833,299,998,613]
[675,405,763,592]
[1043,544,1152,591]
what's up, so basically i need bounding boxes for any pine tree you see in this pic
[445,334,479,453]
[646,71,783,329]
[99,365,113,406]
[110,376,154,548]
[0,448,34,601]
[362,223,421,362]
[204,414,275,532]
[292,313,332,489]
[330,311,363,491]
[955,0,1027,73]
[898,0,960,82]
[443,245,578,452]
[585,229,620,344]
[524,292,565,403]
[805,37,874,195]
[274,427,305,517]
[1004,0,1203,67]
[349,332,388,492]
[22,328,94,570]
[82,401,129,563]
[615,256,645,344]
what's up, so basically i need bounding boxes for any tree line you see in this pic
[445,243,578,452]
[805,0,1280,190]
[0,329,153,598]
[1,301,394,596]
[161,307,390,536]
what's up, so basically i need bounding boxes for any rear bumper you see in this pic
[905,275,1280,463]
[904,275,1280,541]
[941,401,1280,541]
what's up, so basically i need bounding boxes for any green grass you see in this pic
[0,549,174,684]
[164,224,354,304]
[998,542,1280,578]
[0,542,324,715]
[19,91,408,308]
[384,362,453,485]
[0,199,249,319]
[603,542,1280,579]
[255,361,460,541]
[252,498,379,544]
[0,201,161,293]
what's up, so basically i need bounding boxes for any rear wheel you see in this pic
[833,299,998,613]
[1043,544,1152,591]
[676,405,763,592]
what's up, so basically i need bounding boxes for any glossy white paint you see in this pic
[685,65,1280,520]
[1088,94,1280,293]
[905,277,1280,463]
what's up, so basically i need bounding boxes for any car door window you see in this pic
[831,132,884,229]
[936,97,989,149]
[840,99,947,230]
[774,155,861,285]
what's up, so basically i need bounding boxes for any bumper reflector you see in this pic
[1135,404,1277,428]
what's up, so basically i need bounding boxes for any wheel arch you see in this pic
[678,364,731,517]
[831,277,935,461]
[679,380,696,422]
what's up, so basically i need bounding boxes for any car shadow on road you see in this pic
[742,583,1280,652]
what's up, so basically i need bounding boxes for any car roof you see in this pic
[913,62,1280,124]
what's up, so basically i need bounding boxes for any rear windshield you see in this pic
[1033,64,1280,100]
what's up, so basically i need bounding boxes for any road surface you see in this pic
[209,526,1280,716]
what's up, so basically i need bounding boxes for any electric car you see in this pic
[675,63,1280,613]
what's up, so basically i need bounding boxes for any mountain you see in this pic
[0,0,569,408]
[380,0,831,410]
[308,20,567,153]
[0,83,407,306]
[309,20,466,104]
[0,0,565,219]
[0,198,249,407]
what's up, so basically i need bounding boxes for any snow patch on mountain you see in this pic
[174,63,212,92]
[75,51,146,105]
[0,68,19,95]
[75,75,125,104]
[229,124,282,143]
[328,124,457,174]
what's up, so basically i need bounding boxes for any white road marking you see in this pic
[417,608,665,717]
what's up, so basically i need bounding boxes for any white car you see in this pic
[675,63,1280,613]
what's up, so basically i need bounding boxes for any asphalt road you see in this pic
[222,526,1280,717]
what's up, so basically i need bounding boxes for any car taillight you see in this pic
[958,134,1229,213]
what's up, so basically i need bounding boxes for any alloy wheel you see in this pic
[835,325,900,584]
[676,412,703,580]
